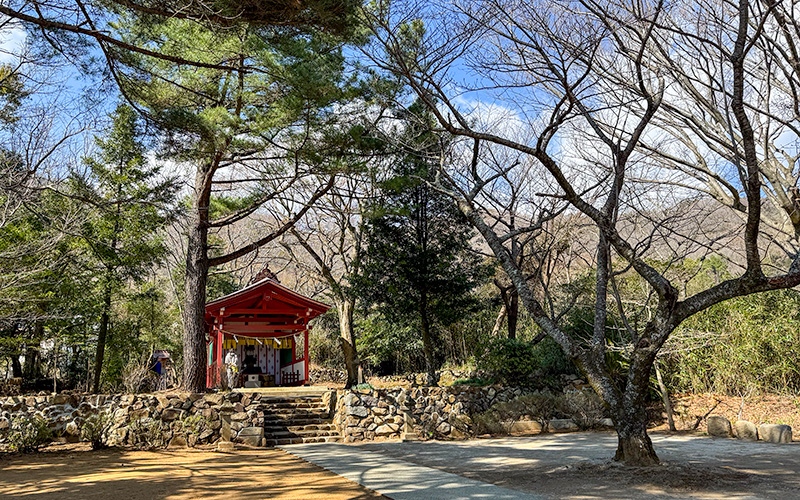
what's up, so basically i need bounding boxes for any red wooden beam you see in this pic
[222,315,303,322]
[221,307,305,315]
[223,325,306,333]
[268,293,322,312]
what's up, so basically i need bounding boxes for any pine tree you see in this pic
[73,104,176,392]
[113,16,361,391]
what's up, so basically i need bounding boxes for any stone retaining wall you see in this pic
[333,386,525,442]
[0,391,320,448]
[1,386,525,448]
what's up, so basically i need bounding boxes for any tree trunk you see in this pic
[182,196,210,393]
[614,415,659,466]
[613,355,660,465]
[419,298,438,386]
[507,291,519,339]
[490,304,507,337]
[92,285,113,393]
[498,286,519,339]
[337,297,361,388]
[23,325,43,380]
[10,355,22,378]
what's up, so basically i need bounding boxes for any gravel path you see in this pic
[283,442,539,500]
[351,432,800,500]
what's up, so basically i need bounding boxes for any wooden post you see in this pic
[304,326,310,385]
[206,323,215,388]
[216,323,224,389]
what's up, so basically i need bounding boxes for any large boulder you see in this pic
[346,405,368,418]
[509,420,542,434]
[64,420,80,436]
[549,419,578,432]
[435,421,452,435]
[375,423,400,436]
[168,435,188,448]
[734,420,758,441]
[707,416,733,437]
[758,424,792,443]
[236,426,264,447]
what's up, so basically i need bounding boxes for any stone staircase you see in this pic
[262,393,341,446]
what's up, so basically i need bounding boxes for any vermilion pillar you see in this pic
[216,321,224,388]
[304,327,310,385]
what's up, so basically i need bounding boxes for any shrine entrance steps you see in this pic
[261,391,341,446]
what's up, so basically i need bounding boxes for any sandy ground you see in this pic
[358,432,800,500]
[0,445,386,500]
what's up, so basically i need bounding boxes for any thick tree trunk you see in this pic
[23,325,43,380]
[337,298,361,388]
[182,193,210,393]
[10,355,22,378]
[613,353,660,466]
[92,287,113,393]
[419,298,438,386]
[498,287,519,339]
[614,416,659,466]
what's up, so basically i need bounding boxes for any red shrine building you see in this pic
[205,270,330,389]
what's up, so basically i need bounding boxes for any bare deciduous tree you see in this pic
[366,0,800,465]
[279,174,377,387]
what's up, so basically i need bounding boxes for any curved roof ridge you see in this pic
[205,277,331,313]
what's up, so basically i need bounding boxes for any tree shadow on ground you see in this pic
[0,447,386,500]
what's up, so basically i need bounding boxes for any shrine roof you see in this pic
[205,278,330,321]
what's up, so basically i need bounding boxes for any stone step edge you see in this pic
[265,430,341,438]
[264,425,336,432]
[264,436,341,446]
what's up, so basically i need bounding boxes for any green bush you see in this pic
[471,409,511,435]
[477,338,540,386]
[516,393,562,431]
[7,415,53,452]
[451,377,492,387]
[558,389,606,429]
[357,313,424,374]
[128,417,167,450]
[180,414,211,447]
[472,392,566,435]
[665,289,800,394]
[81,411,112,450]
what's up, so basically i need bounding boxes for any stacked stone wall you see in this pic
[333,386,524,442]
[1,386,528,448]
[0,391,301,448]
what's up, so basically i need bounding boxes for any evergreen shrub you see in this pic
[6,415,52,452]
[477,337,540,386]
[81,410,112,450]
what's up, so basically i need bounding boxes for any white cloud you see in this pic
[0,20,27,64]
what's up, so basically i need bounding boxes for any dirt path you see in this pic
[0,445,386,500]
